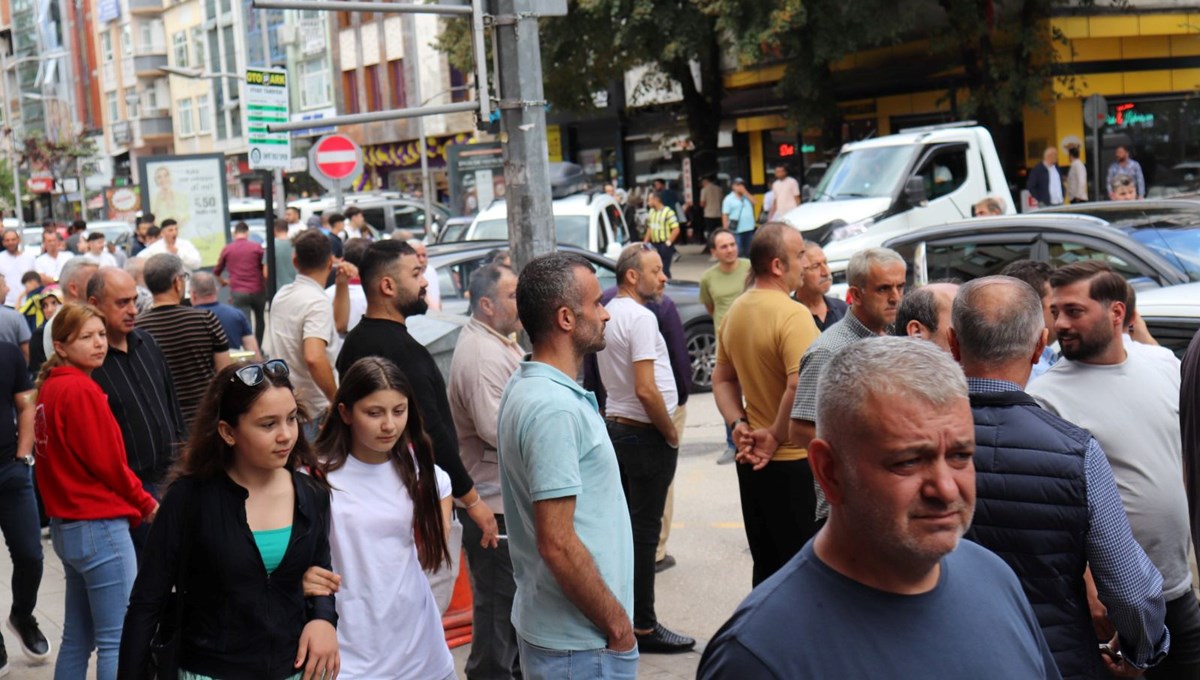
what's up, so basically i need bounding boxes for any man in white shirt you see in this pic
[137,218,201,272]
[596,243,695,654]
[83,232,119,268]
[1066,146,1088,203]
[768,164,801,220]
[407,239,441,312]
[34,231,72,284]
[0,229,34,307]
[284,206,306,238]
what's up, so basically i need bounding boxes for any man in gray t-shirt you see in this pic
[1028,260,1200,676]
[0,274,32,359]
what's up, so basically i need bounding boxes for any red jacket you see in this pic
[35,366,156,525]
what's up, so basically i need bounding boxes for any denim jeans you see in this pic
[50,518,137,680]
[734,230,754,258]
[0,459,43,624]
[517,638,637,680]
[461,511,521,680]
[605,421,678,631]
[230,289,268,346]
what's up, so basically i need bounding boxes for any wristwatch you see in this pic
[729,417,748,430]
[15,455,33,468]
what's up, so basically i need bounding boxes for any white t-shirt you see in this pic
[0,250,35,306]
[34,251,72,281]
[424,266,441,309]
[771,176,801,217]
[85,250,118,268]
[138,237,202,272]
[325,282,367,334]
[327,454,454,680]
[596,295,677,422]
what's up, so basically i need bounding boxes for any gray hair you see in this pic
[123,257,146,284]
[1110,173,1135,192]
[846,247,905,290]
[892,287,941,336]
[59,257,100,302]
[816,337,968,446]
[952,276,1044,365]
[191,271,218,298]
[615,242,648,285]
[143,253,183,294]
[468,263,512,314]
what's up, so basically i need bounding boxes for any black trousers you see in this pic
[460,511,522,680]
[736,457,819,587]
[0,459,43,625]
[606,421,678,631]
[701,217,723,244]
[650,242,675,279]
[1147,594,1200,679]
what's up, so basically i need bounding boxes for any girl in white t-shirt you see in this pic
[304,356,456,679]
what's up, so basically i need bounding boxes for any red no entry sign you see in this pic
[310,134,362,184]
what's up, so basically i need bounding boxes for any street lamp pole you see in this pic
[0,49,22,219]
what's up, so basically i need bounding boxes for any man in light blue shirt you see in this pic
[721,177,757,256]
[498,252,636,680]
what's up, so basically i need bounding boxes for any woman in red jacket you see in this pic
[35,303,157,680]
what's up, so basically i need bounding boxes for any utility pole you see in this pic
[492,0,560,272]
[400,11,430,234]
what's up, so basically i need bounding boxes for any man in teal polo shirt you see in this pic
[498,252,637,679]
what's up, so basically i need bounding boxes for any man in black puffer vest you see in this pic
[950,276,1168,679]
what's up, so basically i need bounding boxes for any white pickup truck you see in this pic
[780,123,1013,287]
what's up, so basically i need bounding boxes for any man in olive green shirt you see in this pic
[699,229,751,463]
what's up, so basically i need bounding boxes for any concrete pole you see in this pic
[493,0,554,271]
[401,11,432,236]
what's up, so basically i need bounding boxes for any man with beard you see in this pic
[789,247,906,523]
[497,253,636,679]
[448,263,524,680]
[337,240,498,538]
[794,241,847,332]
[700,339,1058,679]
[594,244,694,654]
[1029,260,1200,678]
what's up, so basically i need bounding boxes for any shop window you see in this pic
[388,59,406,109]
[365,64,381,111]
[342,71,360,114]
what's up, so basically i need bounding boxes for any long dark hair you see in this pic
[314,357,450,572]
[167,362,328,489]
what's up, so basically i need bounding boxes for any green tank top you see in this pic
[252,525,292,574]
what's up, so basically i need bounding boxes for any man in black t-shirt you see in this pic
[337,240,500,545]
[0,342,50,668]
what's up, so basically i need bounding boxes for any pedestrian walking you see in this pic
[768,164,801,221]
[594,244,694,654]
[0,228,34,308]
[712,224,820,586]
[700,229,751,465]
[273,219,298,289]
[136,219,201,273]
[0,341,50,674]
[447,263,524,680]
[721,179,757,256]
[699,176,724,245]
[699,339,1059,679]
[642,191,681,280]
[1027,147,1065,208]
[1028,260,1200,678]
[337,240,498,540]
[119,360,340,680]
[268,230,340,442]
[138,254,231,425]
[892,281,958,352]
[1066,146,1088,203]
[34,303,158,680]
[951,276,1168,679]
[214,222,267,345]
[191,271,261,359]
[793,241,847,332]
[297,357,455,679]
[788,247,905,526]
[498,252,636,679]
[1107,145,1145,199]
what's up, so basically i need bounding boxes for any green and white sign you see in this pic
[245,68,290,170]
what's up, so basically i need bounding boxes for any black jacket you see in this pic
[118,471,337,680]
[1026,163,1063,206]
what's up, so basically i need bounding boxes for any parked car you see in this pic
[879,214,1190,297]
[464,192,630,259]
[436,216,472,244]
[288,192,451,241]
[1135,282,1200,359]
[427,240,716,391]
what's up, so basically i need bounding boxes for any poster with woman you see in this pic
[137,154,230,266]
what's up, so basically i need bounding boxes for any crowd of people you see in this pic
[0,200,1199,680]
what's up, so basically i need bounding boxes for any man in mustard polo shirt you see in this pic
[712,223,820,586]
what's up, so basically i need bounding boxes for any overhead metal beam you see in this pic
[250,0,472,15]
[266,101,477,133]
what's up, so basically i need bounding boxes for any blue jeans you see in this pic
[50,518,137,680]
[0,459,43,622]
[517,638,638,680]
[734,229,754,258]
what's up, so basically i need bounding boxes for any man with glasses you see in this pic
[137,254,231,425]
[793,241,847,332]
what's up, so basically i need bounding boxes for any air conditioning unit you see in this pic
[278,25,298,46]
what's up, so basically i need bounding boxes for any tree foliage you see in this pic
[20,132,99,219]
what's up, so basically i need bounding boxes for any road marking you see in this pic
[712,521,744,529]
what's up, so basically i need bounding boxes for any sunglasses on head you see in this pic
[232,359,290,387]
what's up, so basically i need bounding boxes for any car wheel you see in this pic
[685,322,715,393]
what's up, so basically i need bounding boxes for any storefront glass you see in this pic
[1084,94,1200,198]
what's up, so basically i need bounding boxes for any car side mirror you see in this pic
[905,176,928,207]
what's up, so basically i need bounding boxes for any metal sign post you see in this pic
[246,68,291,171]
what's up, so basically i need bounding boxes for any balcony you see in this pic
[134,54,168,77]
[138,114,173,139]
[129,0,164,15]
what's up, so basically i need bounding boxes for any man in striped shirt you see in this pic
[643,191,681,279]
[136,254,231,425]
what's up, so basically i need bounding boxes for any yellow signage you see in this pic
[546,124,563,163]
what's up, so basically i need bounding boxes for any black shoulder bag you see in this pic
[148,489,196,680]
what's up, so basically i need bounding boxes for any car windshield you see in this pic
[1125,224,1200,282]
[811,145,915,200]
[472,215,590,249]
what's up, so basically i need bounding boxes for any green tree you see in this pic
[0,157,17,215]
[20,131,98,220]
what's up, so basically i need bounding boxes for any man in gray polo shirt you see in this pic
[789,247,906,520]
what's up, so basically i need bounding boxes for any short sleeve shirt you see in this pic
[717,288,820,461]
[721,194,756,233]
[0,342,32,458]
[34,251,72,281]
[699,260,751,333]
[136,305,230,423]
[497,361,633,650]
[269,275,337,415]
[771,177,801,216]
[196,302,253,350]
[596,296,678,422]
[0,306,31,347]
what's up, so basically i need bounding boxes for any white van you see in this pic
[464,192,630,259]
[780,123,1013,281]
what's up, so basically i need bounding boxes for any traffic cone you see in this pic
[443,547,474,648]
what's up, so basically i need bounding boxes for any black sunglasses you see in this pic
[232,359,290,387]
